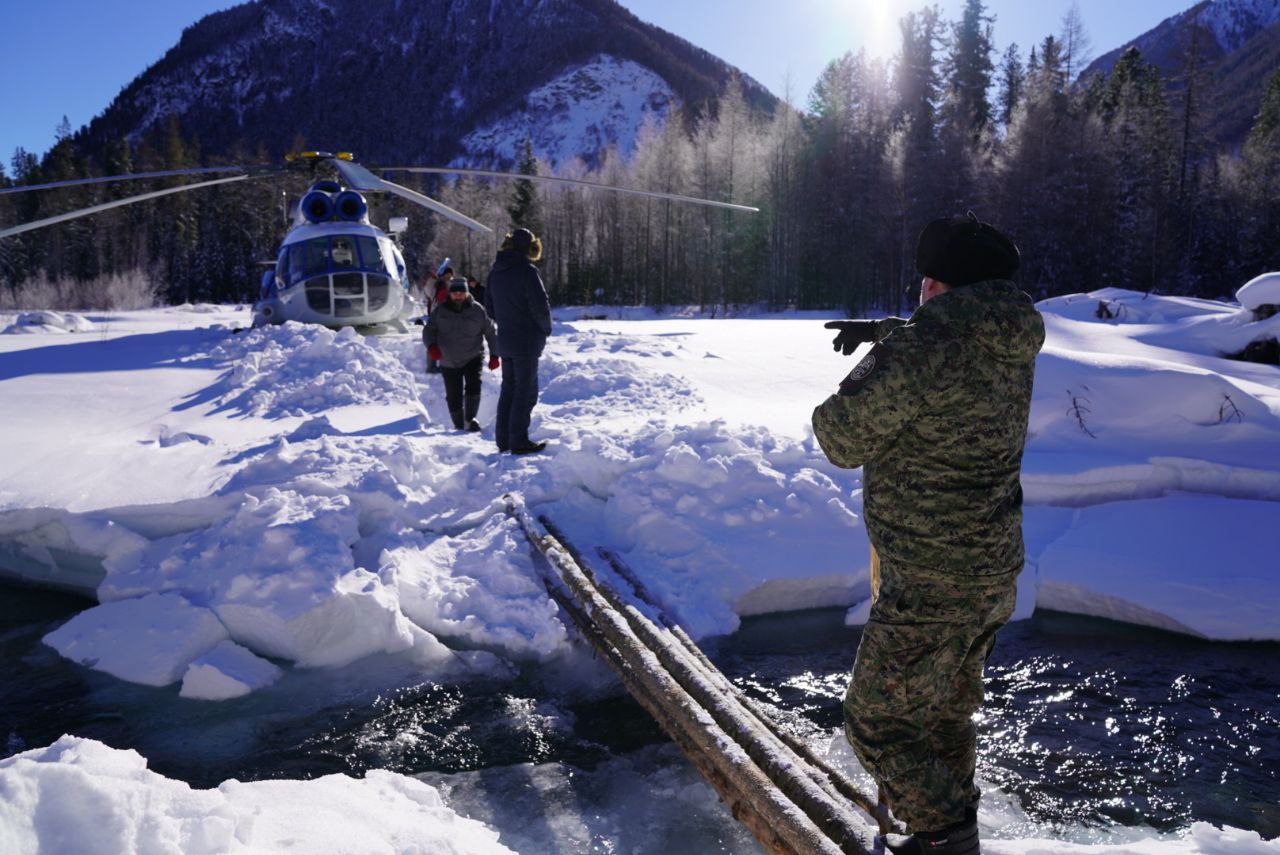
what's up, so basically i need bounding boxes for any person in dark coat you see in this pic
[484,228,551,454]
[424,278,499,431]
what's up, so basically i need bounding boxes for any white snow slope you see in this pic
[0,289,1277,853]
[457,54,675,168]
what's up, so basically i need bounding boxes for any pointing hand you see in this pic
[823,320,878,355]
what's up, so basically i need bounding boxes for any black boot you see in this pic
[448,408,465,430]
[884,817,979,855]
[464,394,481,432]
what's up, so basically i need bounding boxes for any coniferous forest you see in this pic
[2,0,1278,315]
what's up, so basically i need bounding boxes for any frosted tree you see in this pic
[1059,2,1093,85]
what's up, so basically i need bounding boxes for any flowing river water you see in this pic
[2,580,1277,851]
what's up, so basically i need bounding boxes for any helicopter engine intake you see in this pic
[334,191,368,222]
[301,191,335,223]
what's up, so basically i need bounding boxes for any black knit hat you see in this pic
[915,211,1020,286]
[510,228,534,251]
[448,277,469,293]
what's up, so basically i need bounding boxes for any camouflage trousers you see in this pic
[844,564,1016,833]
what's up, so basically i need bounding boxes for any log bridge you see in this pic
[504,493,903,855]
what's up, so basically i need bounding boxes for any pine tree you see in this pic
[945,0,996,136]
[1238,68,1280,273]
[1099,47,1174,291]
[1245,67,1280,154]
[892,8,945,289]
[997,44,1025,129]
[507,138,543,235]
[896,8,943,150]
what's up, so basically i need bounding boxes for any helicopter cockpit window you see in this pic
[289,239,331,283]
[330,236,357,268]
[287,236,389,286]
[355,236,384,269]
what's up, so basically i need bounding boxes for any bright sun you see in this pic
[828,0,908,60]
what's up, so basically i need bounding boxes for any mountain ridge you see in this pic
[76,0,773,168]
[1081,0,1280,146]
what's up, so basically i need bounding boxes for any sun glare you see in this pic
[827,0,906,60]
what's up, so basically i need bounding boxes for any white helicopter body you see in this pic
[254,180,416,329]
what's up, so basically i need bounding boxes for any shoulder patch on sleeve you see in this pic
[838,342,889,396]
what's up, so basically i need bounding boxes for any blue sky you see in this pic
[1,0,1192,167]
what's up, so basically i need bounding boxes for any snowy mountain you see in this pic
[1082,0,1280,144]
[457,54,676,169]
[1086,0,1280,73]
[74,0,771,169]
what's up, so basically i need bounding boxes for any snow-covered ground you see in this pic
[1,289,1277,853]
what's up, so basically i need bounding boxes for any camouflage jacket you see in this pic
[812,280,1045,581]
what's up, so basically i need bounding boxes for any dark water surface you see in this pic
[3,581,1277,839]
[709,607,1280,838]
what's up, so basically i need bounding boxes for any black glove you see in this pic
[823,320,878,355]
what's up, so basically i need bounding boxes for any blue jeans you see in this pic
[496,351,541,450]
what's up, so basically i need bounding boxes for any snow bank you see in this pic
[2,736,1272,855]
[384,513,570,660]
[1037,287,1280,356]
[0,310,94,335]
[0,735,513,855]
[207,322,425,419]
[44,592,229,686]
[989,826,1280,854]
[1030,494,1279,640]
[0,508,147,592]
[1236,272,1280,311]
[99,488,424,667]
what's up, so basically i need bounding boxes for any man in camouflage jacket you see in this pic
[813,213,1044,855]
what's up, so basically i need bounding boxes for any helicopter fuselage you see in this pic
[254,220,415,329]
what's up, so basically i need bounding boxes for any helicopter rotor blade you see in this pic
[0,174,252,240]
[383,166,760,213]
[330,158,494,233]
[0,166,256,196]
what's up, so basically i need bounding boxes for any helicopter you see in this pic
[0,150,759,331]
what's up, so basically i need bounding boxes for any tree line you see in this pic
[2,0,1278,314]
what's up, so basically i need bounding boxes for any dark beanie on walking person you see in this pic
[448,277,469,293]
[916,211,1020,286]
[510,228,534,252]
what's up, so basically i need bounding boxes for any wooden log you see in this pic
[560,540,873,853]
[599,545,905,837]
[506,496,845,855]
[542,584,796,854]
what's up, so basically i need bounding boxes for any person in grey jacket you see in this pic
[484,228,552,454]
[424,278,499,431]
